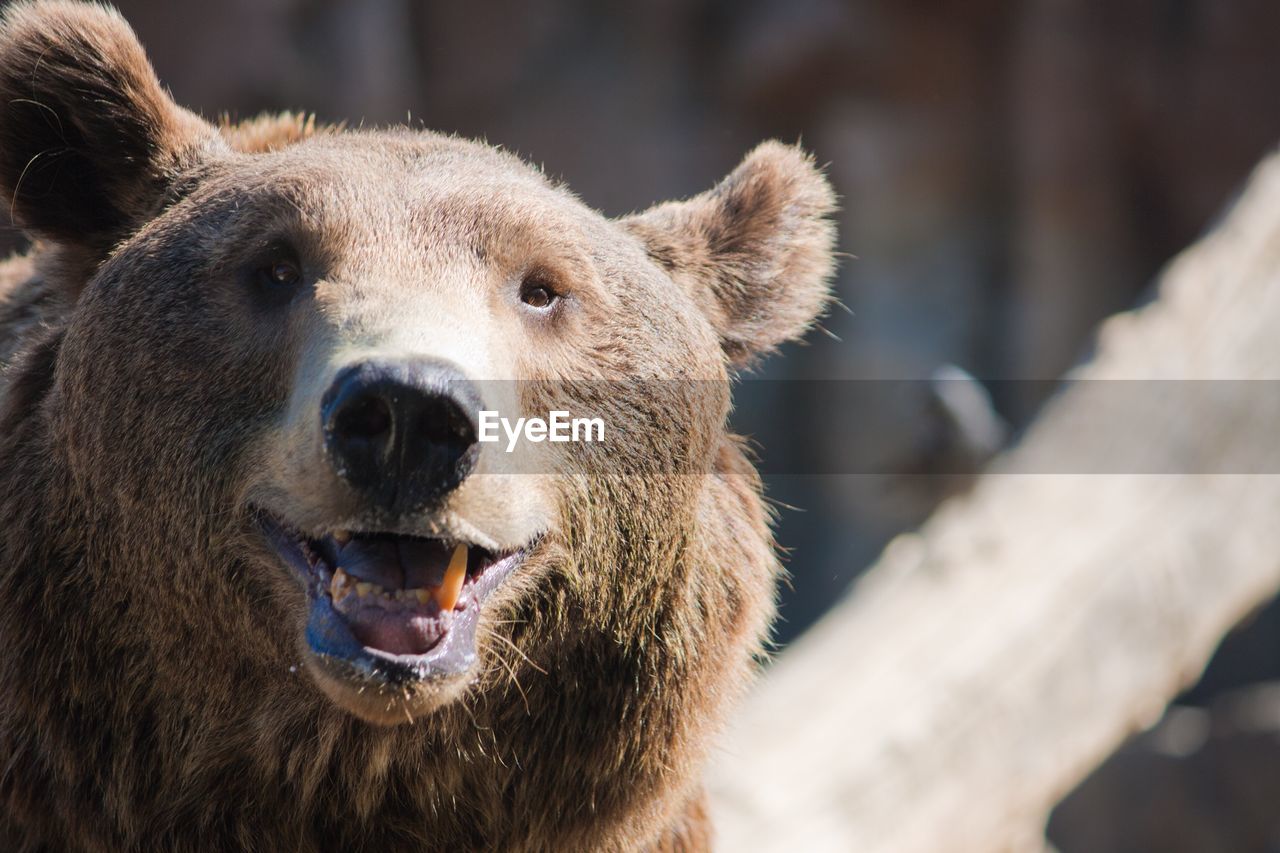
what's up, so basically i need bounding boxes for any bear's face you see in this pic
[54,133,738,723]
[0,3,834,728]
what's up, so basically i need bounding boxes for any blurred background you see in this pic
[6,1,1280,848]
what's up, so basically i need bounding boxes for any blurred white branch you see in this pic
[709,148,1280,852]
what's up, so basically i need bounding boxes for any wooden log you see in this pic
[708,149,1280,852]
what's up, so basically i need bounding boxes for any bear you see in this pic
[0,3,836,851]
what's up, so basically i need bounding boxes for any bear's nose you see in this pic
[321,359,481,513]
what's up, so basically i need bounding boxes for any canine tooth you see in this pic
[435,544,467,611]
[355,582,373,598]
[331,567,350,596]
[333,529,351,545]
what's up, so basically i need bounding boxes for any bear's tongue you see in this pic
[326,536,469,656]
[343,610,452,657]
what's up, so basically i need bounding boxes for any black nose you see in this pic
[322,359,481,513]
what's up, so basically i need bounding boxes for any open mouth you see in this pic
[253,509,525,685]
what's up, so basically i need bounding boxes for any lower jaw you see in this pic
[304,651,474,725]
[298,555,523,724]
[307,666,472,725]
[302,597,478,724]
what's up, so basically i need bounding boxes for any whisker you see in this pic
[491,633,548,675]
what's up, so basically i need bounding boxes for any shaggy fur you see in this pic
[0,3,836,851]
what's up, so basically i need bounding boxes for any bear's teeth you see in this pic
[330,567,352,599]
[434,544,468,611]
[330,569,448,608]
[388,587,439,605]
[333,529,351,545]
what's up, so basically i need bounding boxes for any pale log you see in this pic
[709,149,1280,852]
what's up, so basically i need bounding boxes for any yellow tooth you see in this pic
[331,567,349,597]
[414,588,432,605]
[333,529,351,545]
[435,544,467,611]
[355,582,373,598]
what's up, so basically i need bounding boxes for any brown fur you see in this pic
[0,3,837,851]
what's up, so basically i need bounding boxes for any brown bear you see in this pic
[0,3,836,850]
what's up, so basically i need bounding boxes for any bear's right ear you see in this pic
[0,1,219,255]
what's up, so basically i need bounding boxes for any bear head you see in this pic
[0,2,835,847]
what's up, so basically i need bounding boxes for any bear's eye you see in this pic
[246,245,306,308]
[268,260,301,287]
[519,272,560,310]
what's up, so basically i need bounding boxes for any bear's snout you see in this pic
[321,358,481,514]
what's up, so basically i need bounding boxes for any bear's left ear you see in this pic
[620,141,838,366]
[0,1,220,257]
